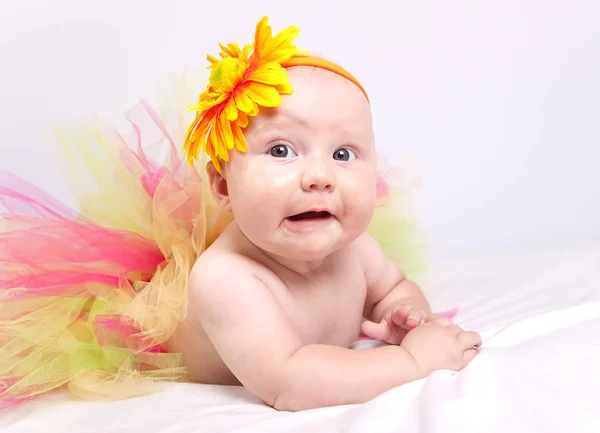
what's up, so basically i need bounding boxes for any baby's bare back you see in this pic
[166,223,368,385]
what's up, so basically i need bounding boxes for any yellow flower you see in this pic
[184,16,301,172]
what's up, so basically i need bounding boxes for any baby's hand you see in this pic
[361,305,441,345]
[401,318,481,375]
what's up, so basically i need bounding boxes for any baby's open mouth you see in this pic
[287,211,333,222]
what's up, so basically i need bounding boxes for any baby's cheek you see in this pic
[344,196,376,232]
[349,181,377,213]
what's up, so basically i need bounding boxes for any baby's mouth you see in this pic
[287,211,333,222]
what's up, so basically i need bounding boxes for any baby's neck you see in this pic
[261,250,331,278]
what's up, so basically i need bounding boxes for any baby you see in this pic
[0,16,480,410]
[167,19,481,411]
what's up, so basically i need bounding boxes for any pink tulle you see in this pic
[93,315,165,353]
[437,307,460,319]
[376,177,389,199]
[0,171,79,221]
[0,378,35,409]
[118,100,182,198]
[0,210,164,300]
[0,101,185,302]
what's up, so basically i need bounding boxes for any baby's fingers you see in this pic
[463,347,479,364]
[361,320,391,341]
[458,331,482,351]
[390,307,417,329]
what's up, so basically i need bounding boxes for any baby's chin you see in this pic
[238,221,362,264]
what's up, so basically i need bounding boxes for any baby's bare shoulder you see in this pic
[190,249,258,293]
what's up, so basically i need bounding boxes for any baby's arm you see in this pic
[189,256,425,411]
[359,233,432,328]
[357,233,481,367]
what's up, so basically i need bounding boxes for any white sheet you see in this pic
[2,244,599,433]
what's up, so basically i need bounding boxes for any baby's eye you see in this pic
[269,144,297,159]
[333,147,356,162]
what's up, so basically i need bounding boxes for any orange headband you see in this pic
[282,54,369,102]
[183,16,368,172]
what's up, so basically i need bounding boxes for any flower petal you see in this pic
[231,122,247,153]
[218,110,235,150]
[246,66,289,86]
[248,104,260,117]
[198,92,229,111]
[243,82,282,107]
[211,157,222,172]
[274,81,294,95]
[254,16,271,56]
[234,89,258,113]
[219,42,238,58]
[236,111,249,128]
[242,43,253,59]
[261,29,299,64]
[224,97,238,121]
[253,16,299,64]
[210,120,228,163]
[184,109,211,155]
[205,139,221,172]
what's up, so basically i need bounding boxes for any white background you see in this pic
[1,0,599,259]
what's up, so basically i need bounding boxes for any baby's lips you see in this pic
[435,307,460,319]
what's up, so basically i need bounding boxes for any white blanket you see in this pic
[2,245,599,432]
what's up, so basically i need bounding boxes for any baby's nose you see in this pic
[301,166,335,192]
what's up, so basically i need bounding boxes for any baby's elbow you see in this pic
[270,390,304,412]
[245,352,323,411]
[250,384,301,412]
[244,379,304,412]
[269,385,328,412]
[242,379,298,412]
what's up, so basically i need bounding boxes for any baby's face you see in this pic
[221,66,377,261]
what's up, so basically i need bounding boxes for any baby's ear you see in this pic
[206,161,231,211]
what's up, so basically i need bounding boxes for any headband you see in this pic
[183,16,369,172]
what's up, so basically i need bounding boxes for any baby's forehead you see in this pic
[247,105,373,143]
[249,67,372,133]
[286,66,366,96]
